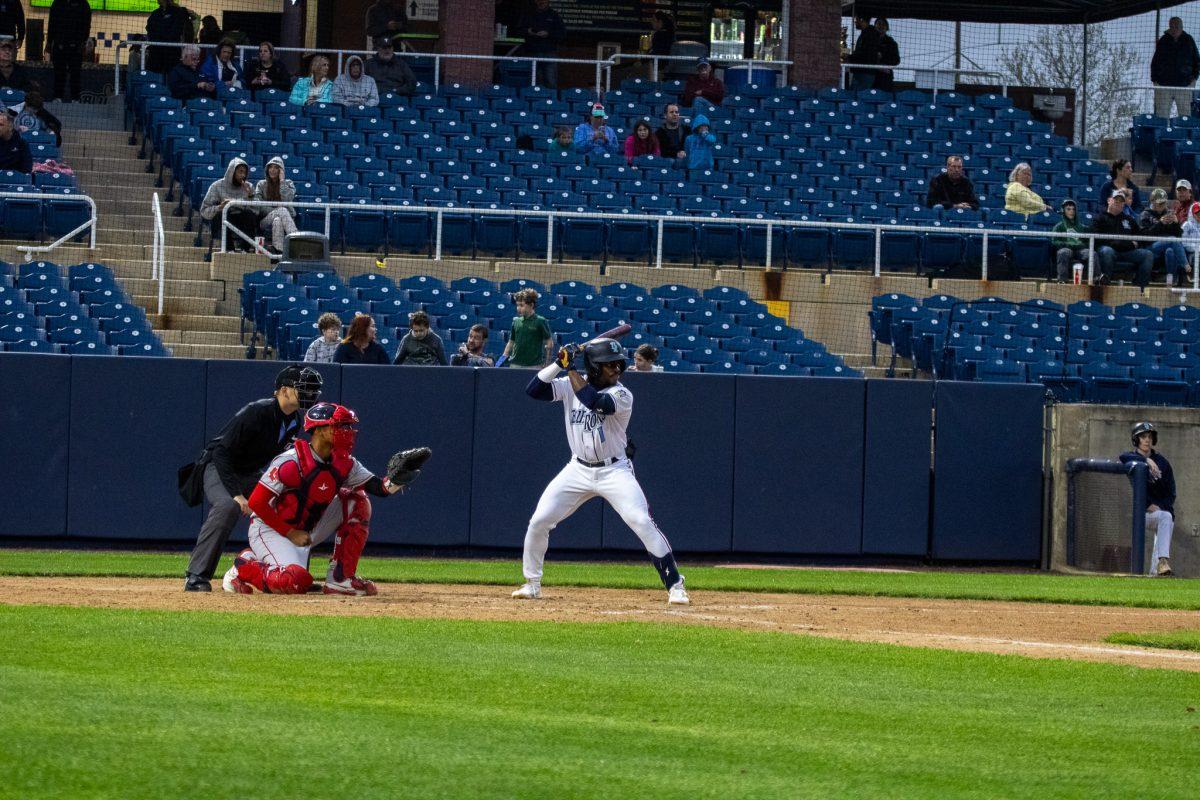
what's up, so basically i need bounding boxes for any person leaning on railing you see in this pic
[1003,162,1049,216]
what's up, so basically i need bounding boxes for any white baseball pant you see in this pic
[1146,509,1174,574]
[248,496,348,569]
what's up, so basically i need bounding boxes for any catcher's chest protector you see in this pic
[275,439,351,531]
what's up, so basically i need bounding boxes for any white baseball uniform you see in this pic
[521,374,672,583]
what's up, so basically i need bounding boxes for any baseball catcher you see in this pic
[223,402,432,596]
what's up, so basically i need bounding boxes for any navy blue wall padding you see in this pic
[602,372,736,552]
[469,368,603,550]
[0,354,70,537]
[67,356,206,539]
[340,364,474,546]
[733,376,866,554]
[862,379,933,556]
[931,381,1043,561]
[204,360,342,442]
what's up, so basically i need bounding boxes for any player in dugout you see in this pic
[1119,421,1178,577]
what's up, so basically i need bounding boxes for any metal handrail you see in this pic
[604,53,792,88]
[838,62,1008,100]
[5,190,97,260]
[151,192,165,316]
[219,197,1199,288]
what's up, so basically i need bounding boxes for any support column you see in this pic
[786,0,841,89]
[439,0,495,86]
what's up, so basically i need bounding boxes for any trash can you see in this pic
[722,65,779,90]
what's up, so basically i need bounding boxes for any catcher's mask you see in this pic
[583,337,627,381]
[305,402,360,452]
[276,365,323,411]
[1131,421,1157,448]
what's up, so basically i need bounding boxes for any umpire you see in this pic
[182,365,323,591]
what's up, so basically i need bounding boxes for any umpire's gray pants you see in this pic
[186,464,254,580]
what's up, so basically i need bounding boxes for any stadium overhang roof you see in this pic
[848,0,1189,25]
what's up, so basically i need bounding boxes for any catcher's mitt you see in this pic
[386,447,432,488]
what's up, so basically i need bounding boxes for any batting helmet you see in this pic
[276,365,323,411]
[1131,421,1158,447]
[583,337,627,378]
[304,402,360,452]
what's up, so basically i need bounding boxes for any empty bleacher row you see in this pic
[1129,112,1200,183]
[0,260,169,355]
[243,269,857,376]
[125,72,1108,273]
[871,293,1200,405]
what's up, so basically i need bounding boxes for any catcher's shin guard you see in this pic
[330,488,371,582]
[238,559,313,594]
[650,552,682,590]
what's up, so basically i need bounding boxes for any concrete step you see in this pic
[132,294,219,316]
[168,343,249,360]
[151,313,244,334]
[94,229,201,248]
[155,329,244,346]
[122,276,224,299]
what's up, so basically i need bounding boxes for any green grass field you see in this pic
[1106,630,1200,652]
[1,549,1198,609]
[0,605,1197,799]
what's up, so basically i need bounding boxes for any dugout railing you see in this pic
[1065,458,1148,574]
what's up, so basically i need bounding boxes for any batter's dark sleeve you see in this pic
[525,375,554,400]
[573,383,615,414]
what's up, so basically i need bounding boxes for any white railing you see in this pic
[150,192,166,316]
[1114,83,1198,117]
[5,191,97,261]
[838,63,1008,99]
[604,53,792,90]
[218,198,1200,291]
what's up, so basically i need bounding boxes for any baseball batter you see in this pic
[512,337,689,604]
[222,402,429,595]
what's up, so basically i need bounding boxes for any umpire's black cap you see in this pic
[276,365,323,410]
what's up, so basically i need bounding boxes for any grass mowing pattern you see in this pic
[1106,630,1200,652]
[1,549,1199,609]
[0,605,1197,799]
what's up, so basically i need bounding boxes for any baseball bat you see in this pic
[596,323,631,340]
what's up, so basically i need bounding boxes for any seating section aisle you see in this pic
[1130,112,1200,183]
[0,260,169,355]
[871,292,1200,405]
[243,270,857,376]
[125,73,1106,272]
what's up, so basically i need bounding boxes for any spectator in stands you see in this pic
[546,125,575,153]
[254,156,297,256]
[1173,178,1193,222]
[574,103,619,156]
[200,156,257,251]
[1139,188,1190,285]
[874,18,900,92]
[846,15,882,90]
[1118,422,1177,577]
[289,54,333,106]
[200,39,243,93]
[304,312,342,363]
[684,113,716,172]
[197,15,222,47]
[1151,17,1200,118]
[0,113,31,174]
[1099,159,1142,214]
[145,0,193,78]
[245,42,291,96]
[1004,162,1049,216]
[0,38,33,91]
[1183,201,1200,262]
[332,55,379,107]
[633,343,663,372]
[503,288,553,367]
[365,36,416,98]
[451,324,495,366]
[518,0,565,89]
[167,44,216,101]
[365,0,407,49]
[394,310,448,366]
[0,1,24,48]
[680,58,725,110]
[1051,200,1087,282]
[649,10,676,59]
[1120,187,1137,217]
[1092,190,1154,287]
[624,119,660,164]
[925,155,978,210]
[333,313,390,364]
[655,103,690,162]
[15,92,63,147]
[45,0,92,103]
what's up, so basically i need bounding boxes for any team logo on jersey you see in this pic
[570,408,604,431]
[268,467,279,482]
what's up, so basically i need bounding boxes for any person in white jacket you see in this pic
[253,156,297,256]
[331,55,379,107]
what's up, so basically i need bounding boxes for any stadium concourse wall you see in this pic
[0,353,1044,563]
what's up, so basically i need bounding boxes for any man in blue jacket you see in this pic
[1119,421,1178,576]
[0,113,31,173]
[574,103,618,156]
[1151,16,1200,118]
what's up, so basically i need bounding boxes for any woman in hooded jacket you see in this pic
[332,55,379,107]
[254,156,297,256]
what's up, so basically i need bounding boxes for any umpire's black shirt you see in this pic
[208,398,301,496]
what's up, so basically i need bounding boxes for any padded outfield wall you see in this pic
[0,353,1044,562]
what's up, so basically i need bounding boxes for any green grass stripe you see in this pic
[1105,630,1200,652]
[1,548,1198,609]
[0,605,1196,799]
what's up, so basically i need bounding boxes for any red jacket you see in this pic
[680,74,725,108]
[624,132,661,163]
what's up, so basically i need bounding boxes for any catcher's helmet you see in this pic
[1131,421,1158,447]
[583,337,627,377]
[304,402,360,452]
[276,365,323,411]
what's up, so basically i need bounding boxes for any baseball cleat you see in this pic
[323,575,378,596]
[512,583,542,599]
[183,574,211,592]
[222,565,253,594]
[667,579,690,605]
[1157,557,1173,576]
